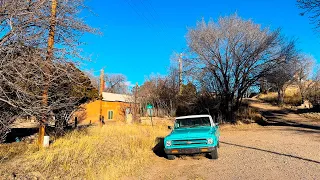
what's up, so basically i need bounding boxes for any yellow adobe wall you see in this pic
[77,100,132,124]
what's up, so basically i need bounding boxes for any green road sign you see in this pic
[146,104,153,109]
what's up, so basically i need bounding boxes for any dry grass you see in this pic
[220,122,261,131]
[0,124,169,179]
[0,142,35,163]
[258,86,302,106]
[237,101,263,124]
[140,116,174,126]
[258,92,278,104]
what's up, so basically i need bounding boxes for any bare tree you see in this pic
[293,54,314,104]
[306,67,320,109]
[297,0,320,30]
[0,0,97,142]
[84,70,100,90]
[265,59,298,104]
[138,70,179,117]
[185,14,296,122]
[105,74,129,94]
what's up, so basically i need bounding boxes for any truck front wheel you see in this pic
[167,154,176,160]
[210,148,218,159]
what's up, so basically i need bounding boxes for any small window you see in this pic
[108,111,114,120]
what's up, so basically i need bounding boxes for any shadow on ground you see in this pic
[221,141,320,164]
[152,137,166,158]
[5,128,39,143]
[5,124,92,143]
[248,104,320,131]
[296,107,320,114]
[255,110,320,131]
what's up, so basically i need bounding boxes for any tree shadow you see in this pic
[296,107,320,114]
[5,124,92,143]
[5,128,39,143]
[152,137,166,158]
[249,108,320,131]
[258,117,320,131]
[221,141,320,164]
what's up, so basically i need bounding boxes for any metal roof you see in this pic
[102,92,134,103]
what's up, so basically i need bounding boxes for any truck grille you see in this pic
[172,139,207,146]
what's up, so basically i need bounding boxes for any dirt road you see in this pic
[130,100,320,180]
[249,98,320,128]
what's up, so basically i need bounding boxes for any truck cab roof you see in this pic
[175,115,212,120]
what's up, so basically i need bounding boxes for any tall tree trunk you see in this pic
[278,88,284,105]
[299,84,305,105]
[223,93,236,123]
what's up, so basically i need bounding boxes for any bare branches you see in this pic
[105,74,129,94]
[0,0,98,142]
[185,14,297,122]
[297,0,320,30]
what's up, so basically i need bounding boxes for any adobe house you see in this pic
[78,92,138,124]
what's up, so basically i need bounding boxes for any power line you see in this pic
[143,0,185,53]
[125,0,185,54]
[145,0,168,30]
[125,0,155,30]
[139,0,165,33]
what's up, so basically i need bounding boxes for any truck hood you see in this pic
[167,127,215,139]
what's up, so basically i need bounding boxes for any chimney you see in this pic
[99,69,104,99]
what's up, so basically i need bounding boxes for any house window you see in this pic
[108,111,114,120]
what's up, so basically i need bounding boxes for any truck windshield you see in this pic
[174,117,211,128]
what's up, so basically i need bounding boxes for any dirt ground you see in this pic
[127,99,320,180]
[2,99,319,180]
[249,98,320,127]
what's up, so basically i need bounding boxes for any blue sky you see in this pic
[80,0,320,85]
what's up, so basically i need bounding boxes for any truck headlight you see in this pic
[207,138,213,144]
[166,140,172,147]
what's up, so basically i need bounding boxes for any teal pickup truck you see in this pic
[164,115,220,160]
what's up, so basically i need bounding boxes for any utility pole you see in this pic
[178,53,183,95]
[99,69,104,127]
[133,82,138,123]
[38,0,57,147]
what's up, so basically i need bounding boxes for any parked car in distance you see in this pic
[164,115,220,160]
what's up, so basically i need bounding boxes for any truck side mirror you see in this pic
[168,126,172,130]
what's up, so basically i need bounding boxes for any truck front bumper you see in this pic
[165,146,216,155]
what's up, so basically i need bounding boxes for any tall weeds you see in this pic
[1,125,169,179]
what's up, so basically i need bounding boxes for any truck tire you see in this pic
[167,154,176,160]
[210,147,218,159]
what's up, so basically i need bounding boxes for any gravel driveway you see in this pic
[131,125,320,180]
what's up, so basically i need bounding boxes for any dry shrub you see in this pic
[237,102,262,123]
[284,94,302,106]
[258,87,302,106]
[1,124,169,179]
[258,92,278,104]
[284,86,302,105]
